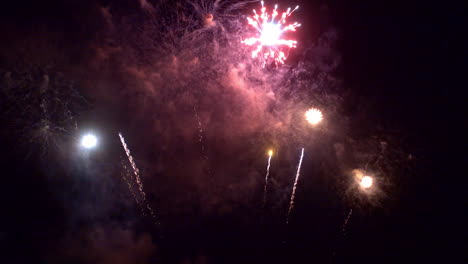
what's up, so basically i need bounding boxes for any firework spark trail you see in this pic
[263,151,273,207]
[119,133,158,223]
[341,209,353,236]
[193,106,208,160]
[242,1,301,66]
[120,158,145,215]
[286,147,304,224]
[193,106,215,180]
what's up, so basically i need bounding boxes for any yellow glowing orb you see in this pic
[305,108,323,125]
[360,176,373,189]
[268,150,273,156]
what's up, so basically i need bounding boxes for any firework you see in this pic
[360,176,373,189]
[262,149,273,207]
[193,106,208,160]
[120,158,145,216]
[193,106,215,181]
[286,147,305,224]
[119,133,158,223]
[1,67,83,157]
[81,134,97,149]
[241,1,301,66]
[305,108,323,125]
[341,208,353,235]
[353,169,374,190]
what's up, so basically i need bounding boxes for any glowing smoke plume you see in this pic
[241,1,301,66]
[287,147,304,224]
[119,133,158,223]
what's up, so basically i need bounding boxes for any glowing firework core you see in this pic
[261,23,282,46]
[360,176,373,189]
[305,108,323,125]
[81,134,97,149]
[242,1,301,65]
[268,149,273,156]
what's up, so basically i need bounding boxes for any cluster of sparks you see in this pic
[242,1,301,66]
[119,133,158,223]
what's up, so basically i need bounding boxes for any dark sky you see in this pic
[0,0,463,263]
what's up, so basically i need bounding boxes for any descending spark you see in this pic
[353,169,374,190]
[263,150,273,207]
[332,208,354,259]
[119,133,158,223]
[193,106,208,161]
[193,106,214,179]
[120,158,146,216]
[286,147,305,224]
[342,209,353,236]
[241,1,301,66]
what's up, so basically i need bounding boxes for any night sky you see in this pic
[0,0,463,263]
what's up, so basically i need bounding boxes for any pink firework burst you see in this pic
[241,1,301,66]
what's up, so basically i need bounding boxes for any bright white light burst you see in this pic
[305,108,323,125]
[81,134,97,149]
[242,1,301,66]
[360,176,373,189]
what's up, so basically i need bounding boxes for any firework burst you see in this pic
[305,108,323,125]
[241,1,301,66]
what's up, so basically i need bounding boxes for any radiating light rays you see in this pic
[263,149,273,207]
[241,1,301,66]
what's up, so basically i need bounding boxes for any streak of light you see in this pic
[286,147,304,224]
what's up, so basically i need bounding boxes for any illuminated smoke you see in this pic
[286,147,305,224]
[119,133,158,223]
[262,150,273,207]
[241,1,301,66]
